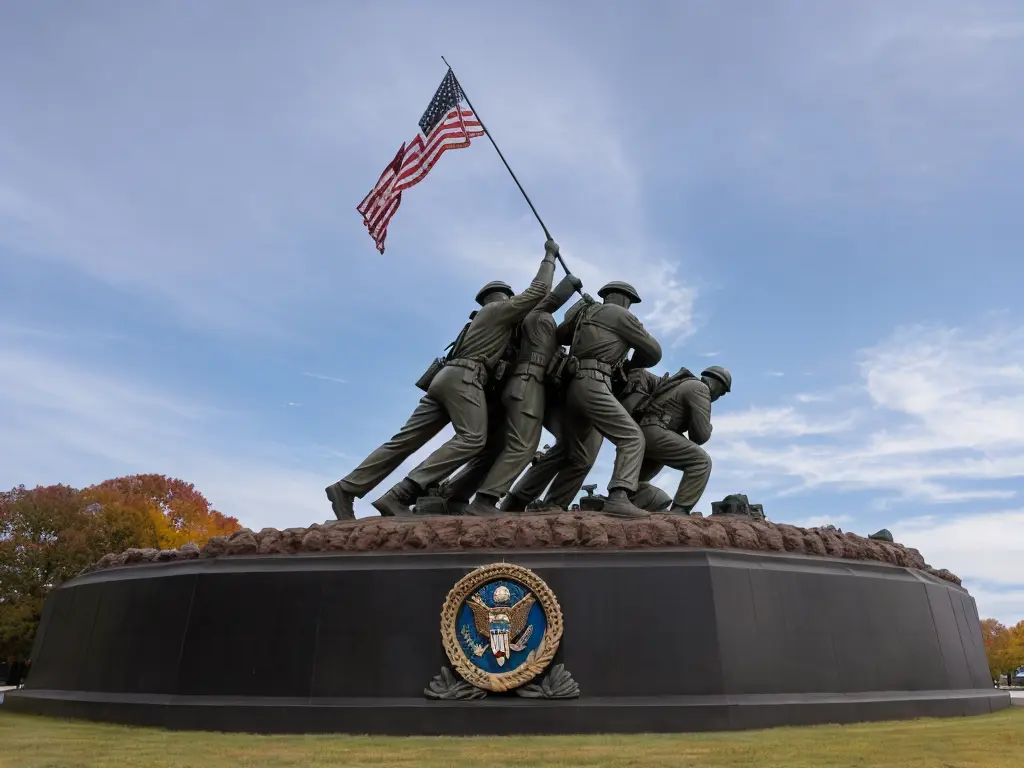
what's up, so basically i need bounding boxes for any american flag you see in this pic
[357,69,484,254]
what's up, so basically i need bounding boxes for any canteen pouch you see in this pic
[506,371,528,402]
[492,359,508,383]
[545,347,568,384]
[415,358,445,392]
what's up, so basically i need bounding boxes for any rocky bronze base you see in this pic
[81,511,962,586]
[8,545,1005,735]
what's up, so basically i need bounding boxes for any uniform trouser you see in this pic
[547,371,645,499]
[441,397,506,502]
[637,425,712,508]
[447,376,557,501]
[337,365,488,497]
[506,399,602,507]
[476,374,549,498]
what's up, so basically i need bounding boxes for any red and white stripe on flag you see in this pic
[357,107,484,254]
[357,143,406,255]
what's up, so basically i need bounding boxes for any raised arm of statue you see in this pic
[535,273,580,315]
[490,245,557,326]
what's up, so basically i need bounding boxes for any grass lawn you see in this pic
[0,708,1022,767]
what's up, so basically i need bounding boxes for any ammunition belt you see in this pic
[512,351,549,380]
[638,414,670,428]
[446,357,489,385]
[577,358,614,375]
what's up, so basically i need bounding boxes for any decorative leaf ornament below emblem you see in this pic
[440,562,564,693]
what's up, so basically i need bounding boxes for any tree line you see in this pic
[982,619,1024,686]
[0,474,240,664]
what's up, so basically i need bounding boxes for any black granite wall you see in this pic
[5,548,1008,734]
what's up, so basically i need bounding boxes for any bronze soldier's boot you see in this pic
[601,489,651,519]
[325,483,356,520]
[669,503,694,515]
[631,483,673,513]
[498,491,530,513]
[371,479,419,517]
[465,492,503,517]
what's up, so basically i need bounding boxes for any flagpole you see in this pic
[441,56,571,277]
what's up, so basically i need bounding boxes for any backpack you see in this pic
[632,367,697,418]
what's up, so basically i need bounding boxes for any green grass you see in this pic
[0,708,1022,767]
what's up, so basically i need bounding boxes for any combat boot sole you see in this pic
[600,500,651,520]
[371,492,416,517]
[325,483,356,520]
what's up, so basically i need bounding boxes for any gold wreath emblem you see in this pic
[440,562,564,693]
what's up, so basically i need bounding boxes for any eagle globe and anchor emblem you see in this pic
[431,562,578,698]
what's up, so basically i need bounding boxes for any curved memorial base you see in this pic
[7,546,1009,735]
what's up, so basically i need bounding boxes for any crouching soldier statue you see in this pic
[624,365,732,514]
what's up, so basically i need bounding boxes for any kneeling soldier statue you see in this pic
[624,365,732,514]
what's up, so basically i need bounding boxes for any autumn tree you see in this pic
[981,618,1024,685]
[80,474,240,552]
[0,484,106,660]
[0,475,240,664]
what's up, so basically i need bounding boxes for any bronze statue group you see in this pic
[326,240,732,520]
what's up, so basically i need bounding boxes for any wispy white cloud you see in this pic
[714,406,857,439]
[0,3,703,346]
[0,326,465,525]
[0,336,329,528]
[302,372,347,385]
[795,392,832,403]
[693,322,1024,504]
[892,512,1024,602]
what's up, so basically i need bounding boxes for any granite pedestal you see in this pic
[5,546,1009,733]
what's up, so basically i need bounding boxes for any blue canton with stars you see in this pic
[418,70,464,136]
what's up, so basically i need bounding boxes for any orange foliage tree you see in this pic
[981,618,1024,685]
[0,475,240,663]
[80,474,240,552]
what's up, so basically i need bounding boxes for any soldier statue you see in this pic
[525,281,663,518]
[436,271,583,515]
[626,365,732,514]
[324,240,565,519]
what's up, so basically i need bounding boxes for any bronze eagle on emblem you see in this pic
[466,586,536,667]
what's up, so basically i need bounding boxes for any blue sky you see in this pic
[2,1,1023,622]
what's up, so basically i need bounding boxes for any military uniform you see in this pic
[437,394,506,503]
[329,247,557,516]
[474,275,580,499]
[632,366,730,512]
[543,283,662,511]
[442,275,579,504]
[501,391,601,509]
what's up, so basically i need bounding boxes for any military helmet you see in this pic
[474,280,514,305]
[701,365,732,393]
[597,281,642,304]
